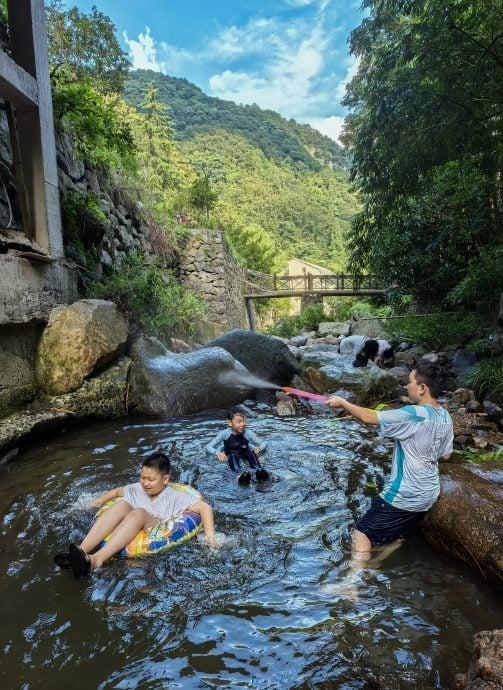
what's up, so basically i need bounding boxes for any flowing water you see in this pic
[0,407,501,690]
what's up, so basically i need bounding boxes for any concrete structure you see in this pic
[0,1,76,417]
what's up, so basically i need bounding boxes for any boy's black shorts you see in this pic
[356,496,426,545]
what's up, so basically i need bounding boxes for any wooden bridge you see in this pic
[244,269,385,298]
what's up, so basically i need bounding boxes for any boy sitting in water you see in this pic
[54,452,217,578]
[205,407,269,485]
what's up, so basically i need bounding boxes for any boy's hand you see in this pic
[253,446,262,456]
[216,452,227,462]
[326,396,346,409]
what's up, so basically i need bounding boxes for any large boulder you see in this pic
[318,356,399,404]
[317,321,350,337]
[201,329,301,386]
[47,356,131,418]
[421,462,503,588]
[350,313,389,339]
[36,300,128,395]
[128,336,254,416]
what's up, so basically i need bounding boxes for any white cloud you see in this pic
[208,22,328,119]
[335,56,359,102]
[305,115,346,143]
[123,27,164,72]
[284,0,318,7]
[208,18,280,60]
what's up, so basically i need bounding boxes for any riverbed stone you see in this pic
[36,300,128,396]
[350,313,388,339]
[452,629,503,690]
[128,338,254,416]
[202,329,301,386]
[0,408,73,454]
[421,463,503,588]
[318,356,399,404]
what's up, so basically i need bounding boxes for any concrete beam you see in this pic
[0,50,39,106]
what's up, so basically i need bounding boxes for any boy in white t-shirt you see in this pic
[54,452,217,578]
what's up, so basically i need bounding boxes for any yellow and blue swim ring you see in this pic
[94,483,203,557]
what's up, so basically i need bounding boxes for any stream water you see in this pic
[0,406,501,690]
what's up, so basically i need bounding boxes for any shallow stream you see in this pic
[0,407,501,689]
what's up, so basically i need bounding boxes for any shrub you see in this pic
[92,253,205,338]
[385,313,482,348]
[52,72,136,170]
[325,298,392,321]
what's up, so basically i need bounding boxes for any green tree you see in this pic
[189,175,218,221]
[45,0,130,93]
[343,0,503,308]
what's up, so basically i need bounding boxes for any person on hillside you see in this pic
[326,361,453,561]
[339,335,394,368]
[358,338,395,368]
[338,334,367,356]
[53,452,218,578]
[205,407,269,485]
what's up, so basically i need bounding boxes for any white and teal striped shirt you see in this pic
[376,404,453,512]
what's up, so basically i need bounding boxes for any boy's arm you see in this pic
[189,499,217,545]
[325,396,379,425]
[245,429,267,453]
[90,486,124,508]
[205,430,227,457]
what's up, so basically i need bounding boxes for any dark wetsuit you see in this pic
[223,433,262,474]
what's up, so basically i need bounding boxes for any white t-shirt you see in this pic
[339,335,367,355]
[122,482,201,521]
[376,405,453,511]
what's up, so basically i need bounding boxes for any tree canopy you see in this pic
[45,0,130,92]
[343,0,503,310]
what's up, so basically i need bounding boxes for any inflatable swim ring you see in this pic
[94,482,203,557]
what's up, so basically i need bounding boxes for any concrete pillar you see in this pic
[6,0,64,257]
[300,293,323,312]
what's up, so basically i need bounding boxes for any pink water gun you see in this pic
[282,386,329,402]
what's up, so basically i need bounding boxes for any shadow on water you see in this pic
[0,411,501,690]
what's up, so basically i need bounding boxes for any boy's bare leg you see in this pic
[80,501,132,554]
[352,529,372,562]
[87,508,158,570]
[367,538,404,568]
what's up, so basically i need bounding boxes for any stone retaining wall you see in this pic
[179,229,248,331]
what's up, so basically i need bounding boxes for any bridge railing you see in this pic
[244,270,381,293]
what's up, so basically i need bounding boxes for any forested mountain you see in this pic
[124,70,350,173]
[121,69,358,273]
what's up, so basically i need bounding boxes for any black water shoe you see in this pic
[53,552,71,571]
[238,471,252,486]
[69,543,91,579]
[256,468,270,481]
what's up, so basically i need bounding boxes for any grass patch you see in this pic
[462,358,503,396]
[385,313,481,348]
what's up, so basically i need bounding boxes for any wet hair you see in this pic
[362,339,379,359]
[412,362,447,399]
[142,451,171,475]
[353,352,369,368]
[227,406,246,421]
[381,347,395,367]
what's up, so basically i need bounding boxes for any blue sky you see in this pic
[63,1,364,142]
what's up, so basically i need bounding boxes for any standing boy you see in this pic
[206,407,269,485]
[326,362,453,560]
